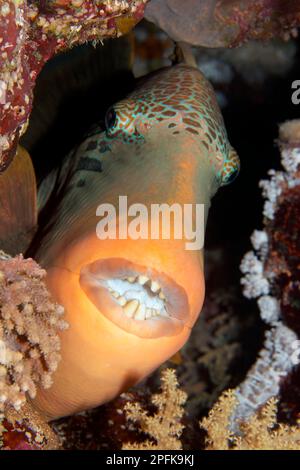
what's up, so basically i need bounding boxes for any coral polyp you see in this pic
[0,253,67,414]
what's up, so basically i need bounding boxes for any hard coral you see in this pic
[0,252,68,413]
[145,0,300,48]
[0,0,148,171]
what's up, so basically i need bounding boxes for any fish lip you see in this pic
[79,257,190,339]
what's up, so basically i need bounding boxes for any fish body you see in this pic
[0,63,240,419]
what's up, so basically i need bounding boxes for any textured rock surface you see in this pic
[145,0,300,48]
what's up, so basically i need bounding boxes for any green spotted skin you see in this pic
[99,64,240,186]
[36,63,240,271]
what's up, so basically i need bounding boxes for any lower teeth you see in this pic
[107,277,168,320]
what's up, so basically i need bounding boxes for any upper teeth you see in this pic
[107,275,168,320]
[137,275,148,285]
[150,281,160,293]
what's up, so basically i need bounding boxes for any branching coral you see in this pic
[145,0,300,48]
[121,371,300,450]
[123,369,187,450]
[0,0,148,171]
[231,120,300,426]
[0,253,68,414]
[200,389,236,449]
[200,389,300,450]
[171,284,256,417]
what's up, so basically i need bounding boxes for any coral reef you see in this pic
[49,277,258,451]
[0,402,60,450]
[231,120,300,426]
[165,284,257,417]
[52,391,148,450]
[123,369,187,450]
[145,0,300,48]
[0,252,68,414]
[109,371,300,450]
[1,5,300,451]
[52,370,187,450]
[200,389,300,450]
[0,0,147,171]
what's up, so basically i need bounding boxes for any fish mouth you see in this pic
[79,258,190,338]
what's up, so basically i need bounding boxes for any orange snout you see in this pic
[32,234,205,420]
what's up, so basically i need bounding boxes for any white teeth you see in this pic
[134,303,146,320]
[159,291,166,300]
[118,296,127,306]
[150,281,160,293]
[107,274,168,321]
[160,309,169,317]
[145,308,152,319]
[123,300,139,318]
[138,275,149,285]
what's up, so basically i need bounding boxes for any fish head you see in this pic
[33,64,239,418]
[101,64,240,185]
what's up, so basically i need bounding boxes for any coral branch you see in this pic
[123,369,187,450]
[0,252,68,414]
[231,120,300,427]
[200,389,300,450]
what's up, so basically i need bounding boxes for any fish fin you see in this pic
[0,146,37,255]
[169,351,183,365]
[37,167,60,213]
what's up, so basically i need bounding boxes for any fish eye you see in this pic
[105,107,117,131]
[221,148,240,186]
[222,167,240,186]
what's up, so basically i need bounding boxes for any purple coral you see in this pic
[0,253,68,413]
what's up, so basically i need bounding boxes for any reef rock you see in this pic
[145,0,300,48]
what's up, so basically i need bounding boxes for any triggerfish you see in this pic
[0,55,240,420]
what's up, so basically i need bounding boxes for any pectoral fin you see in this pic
[0,146,37,255]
